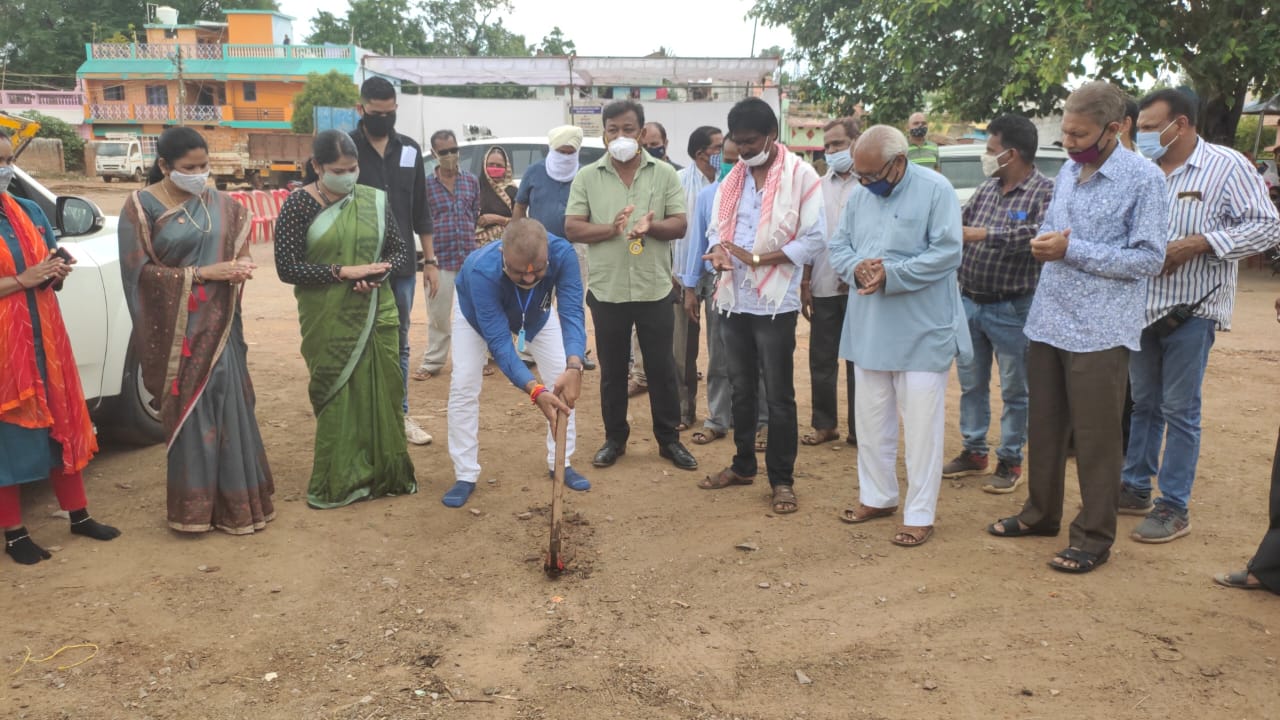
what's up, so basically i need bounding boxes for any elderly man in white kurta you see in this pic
[827,125,972,547]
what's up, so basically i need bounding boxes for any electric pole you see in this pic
[174,47,185,125]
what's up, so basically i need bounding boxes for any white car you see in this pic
[7,165,163,445]
[426,136,607,185]
[938,144,1070,204]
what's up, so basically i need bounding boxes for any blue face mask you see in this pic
[719,160,735,181]
[1136,119,1177,161]
[861,157,901,197]
[825,149,853,174]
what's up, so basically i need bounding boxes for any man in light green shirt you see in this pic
[907,112,940,169]
[565,99,696,472]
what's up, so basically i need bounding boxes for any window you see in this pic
[145,85,169,106]
[243,82,257,102]
[103,85,125,102]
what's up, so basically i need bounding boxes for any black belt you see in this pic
[963,290,1031,305]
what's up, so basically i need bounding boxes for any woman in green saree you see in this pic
[275,130,416,508]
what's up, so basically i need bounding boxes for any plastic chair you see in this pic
[249,190,278,244]
[227,191,269,244]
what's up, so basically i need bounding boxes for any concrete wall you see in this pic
[397,89,781,167]
[21,139,65,175]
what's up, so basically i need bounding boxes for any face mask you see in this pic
[825,149,853,174]
[741,138,773,168]
[909,126,928,139]
[1067,129,1109,164]
[719,160,735,181]
[608,136,639,163]
[707,152,721,169]
[169,169,208,195]
[437,153,459,172]
[647,145,666,160]
[0,166,13,194]
[362,112,396,138]
[486,166,507,179]
[545,150,579,182]
[863,157,901,198]
[1136,120,1177,161]
[321,169,358,196]
[980,149,1012,178]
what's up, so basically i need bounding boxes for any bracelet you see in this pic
[529,384,548,403]
[330,264,343,281]
[422,258,438,266]
[193,265,205,284]
[12,273,28,290]
[566,364,584,373]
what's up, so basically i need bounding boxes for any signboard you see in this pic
[569,103,603,139]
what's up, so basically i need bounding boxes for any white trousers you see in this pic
[853,366,948,527]
[447,304,576,484]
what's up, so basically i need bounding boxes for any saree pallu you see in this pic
[118,189,275,534]
[295,186,416,508]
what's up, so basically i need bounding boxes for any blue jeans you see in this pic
[956,295,1032,464]
[1122,316,1216,512]
[390,275,416,415]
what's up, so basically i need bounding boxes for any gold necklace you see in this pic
[161,180,212,233]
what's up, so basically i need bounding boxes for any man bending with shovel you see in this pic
[443,218,590,507]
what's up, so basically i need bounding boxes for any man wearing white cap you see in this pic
[515,125,595,368]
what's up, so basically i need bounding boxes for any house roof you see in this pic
[362,56,780,87]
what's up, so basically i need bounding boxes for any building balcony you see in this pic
[85,43,355,62]
[86,103,225,123]
[88,103,132,121]
[0,89,86,109]
[230,106,289,122]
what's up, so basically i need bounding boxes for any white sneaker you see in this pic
[404,416,432,446]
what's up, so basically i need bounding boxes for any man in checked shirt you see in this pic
[942,115,1054,494]
[1119,88,1280,543]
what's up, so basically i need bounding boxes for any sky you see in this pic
[273,0,795,58]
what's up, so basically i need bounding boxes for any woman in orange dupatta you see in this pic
[0,130,120,565]
[118,127,275,535]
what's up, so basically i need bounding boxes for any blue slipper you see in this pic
[550,467,591,491]
[442,481,476,508]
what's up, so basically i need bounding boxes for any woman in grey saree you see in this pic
[118,127,275,534]
[274,130,416,508]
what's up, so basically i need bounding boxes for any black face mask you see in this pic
[909,126,928,139]
[647,145,666,160]
[363,112,396,138]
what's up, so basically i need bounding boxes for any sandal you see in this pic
[986,516,1059,538]
[691,429,726,445]
[483,363,495,377]
[755,428,768,452]
[698,467,755,490]
[1213,570,1266,590]
[802,429,840,446]
[891,525,934,547]
[411,367,437,381]
[771,485,798,514]
[1048,547,1110,574]
[839,504,898,524]
[676,422,690,432]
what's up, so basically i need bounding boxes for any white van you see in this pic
[96,135,146,183]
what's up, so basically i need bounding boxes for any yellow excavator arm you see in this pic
[0,111,42,158]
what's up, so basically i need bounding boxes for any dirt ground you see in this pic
[5,179,1280,719]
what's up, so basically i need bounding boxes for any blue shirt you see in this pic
[828,163,972,373]
[680,181,720,288]
[515,160,571,238]
[1024,146,1168,352]
[455,233,587,390]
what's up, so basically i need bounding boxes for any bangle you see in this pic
[330,264,343,280]
[529,384,548,403]
[13,273,28,290]
[566,364,584,373]
[422,258,438,266]
[193,266,205,284]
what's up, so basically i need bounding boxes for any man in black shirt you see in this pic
[349,77,438,446]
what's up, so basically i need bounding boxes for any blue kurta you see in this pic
[0,195,65,487]
[827,163,972,373]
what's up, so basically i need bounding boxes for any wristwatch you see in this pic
[752,253,761,268]
[422,257,439,266]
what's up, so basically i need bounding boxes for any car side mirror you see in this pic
[56,196,105,238]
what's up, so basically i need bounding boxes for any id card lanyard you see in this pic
[515,284,537,352]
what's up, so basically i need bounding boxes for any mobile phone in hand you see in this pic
[38,247,74,290]
[355,268,392,286]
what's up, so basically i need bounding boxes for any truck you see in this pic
[95,134,147,182]
[206,132,311,190]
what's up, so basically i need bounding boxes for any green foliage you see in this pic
[305,0,428,55]
[290,71,360,134]
[1235,115,1278,157]
[18,111,86,171]
[751,0,1280,142]
[537,27,576,56]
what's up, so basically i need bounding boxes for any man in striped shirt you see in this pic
[1122,89,1280,543]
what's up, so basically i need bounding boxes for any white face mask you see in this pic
[825,149,853,174]
[741,138,773,168]
[980,149,1012,178]
[608,137,639,163]
[169,169,209,195]
[0,166,13,194]
[545,149,580,182]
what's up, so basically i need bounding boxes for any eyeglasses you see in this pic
[435,147,460,157]
[854,156,898,185]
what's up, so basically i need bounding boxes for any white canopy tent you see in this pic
[361,55,781,87]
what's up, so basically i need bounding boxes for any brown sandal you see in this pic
[691,429,726,445]
[890,525,934,547]
[838,504,898,524]
[698,467,755,490]
[771,485,798,514]
[801,429,840,446]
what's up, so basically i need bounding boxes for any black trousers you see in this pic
[808,295,856,438]
[587,291,681,446]
[723,311,798,487]
[1249,427,1280,593]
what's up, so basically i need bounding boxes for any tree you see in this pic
[18,111,86,171]
[537,27,575,56]
[305,0,428,55]
[291,70,360,134]
[750,0,1280,143]
[1235,115,1278,158]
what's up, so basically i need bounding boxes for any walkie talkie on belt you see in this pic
[1146,283,1220,338]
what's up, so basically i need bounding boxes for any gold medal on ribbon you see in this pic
[628,239,644,256]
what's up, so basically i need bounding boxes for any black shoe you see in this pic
[659,441,698,471]
[583,350,597,371]
[592,440,626,468]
